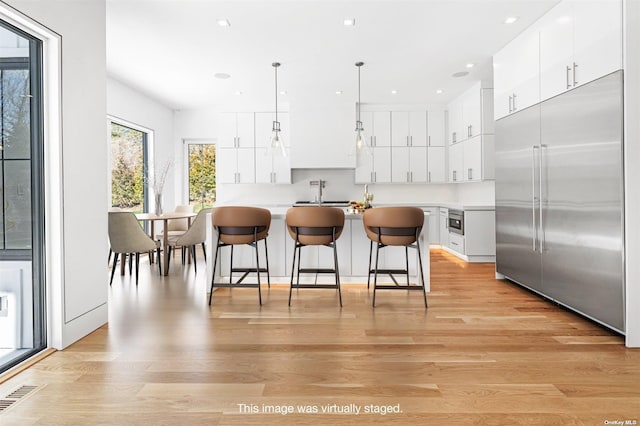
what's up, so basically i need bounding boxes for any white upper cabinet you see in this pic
[218,113,255,148]
[254,112,290,149]
[462,87,482,139]
[391,111,428,147]
[449,143,463,183]
[447,98,463,144]
[495,0,620,118]
[448,83,485,143]
[427,109,446,147]
[572,0,622,88]
[391,146,427,183]
[254,112,291,184]
[493,26,540,120]
[354,147,392,184]
[427,147,446,183]
[361,111,391,147]
[217,148,255,184]
[539,0,621,101]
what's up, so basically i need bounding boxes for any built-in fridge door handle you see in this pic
[539,144,547,251]
[566,66,572,90]
[532,145,539,252]
[572,62,578,87]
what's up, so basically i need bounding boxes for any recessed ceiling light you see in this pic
[344,18,355,26]
[452,71,469,78]
[391,90,398,94]
[504,16,518,24]
[436,89,443,94]
[336,90,343,95]
[280,90,287,95]
[235,91,243,95]
[217,19,231,27]
[466,63,475,68]
[214,73,231,79]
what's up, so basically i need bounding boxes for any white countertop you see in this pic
[213,202,495,213]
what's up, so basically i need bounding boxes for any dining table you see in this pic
[136,211,197,276]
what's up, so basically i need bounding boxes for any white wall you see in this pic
[3,0,108,349]
[107,77,176,209]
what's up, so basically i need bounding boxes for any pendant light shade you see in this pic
[270,62,287,157]
[355,61,371,155]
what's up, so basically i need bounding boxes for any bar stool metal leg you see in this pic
[209,235,221,305]
[264,238,271,289]
[367,240,373,289]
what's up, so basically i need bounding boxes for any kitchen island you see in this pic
[205,207,431,292]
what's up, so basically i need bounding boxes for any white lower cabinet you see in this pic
[439,209,449,247]
[442,209,496,262]
[465,210,496,256]
[422,208,439,245]
[448,232,465,255]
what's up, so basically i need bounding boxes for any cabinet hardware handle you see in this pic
[407,171,410,182]
[572,62,578,86]
[410,135,413,146]
[468,168,472,180]
[406,135,410,146]
[370,136,374,147]
[411,171,413,182]
[453,170,457,182]
[428,171,431,182]
[374,171,377,182]
[512,94,517,111]
[539,144,546,251]
[371,171,374,182]
[452,132,456,143]
[428,136,431,146]
[532,145,538,252]
[508,95,513,113]
[566,65,572,90]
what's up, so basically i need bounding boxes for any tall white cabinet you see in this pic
[446,82,494,183]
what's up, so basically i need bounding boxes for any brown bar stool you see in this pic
[363,207,428,308]
[286,207,345,307]
[209,206,271,305]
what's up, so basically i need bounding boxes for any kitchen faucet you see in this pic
[309,179,326,204]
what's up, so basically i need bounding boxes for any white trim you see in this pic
[0,3,63,349]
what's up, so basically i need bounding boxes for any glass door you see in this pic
[0,20,46,373]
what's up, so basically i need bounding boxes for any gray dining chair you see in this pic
[108,212,162,285]
[166,208,212,273]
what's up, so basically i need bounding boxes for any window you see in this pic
[110,121,148,213]
[184,140,216,211]
[0,19,46,374]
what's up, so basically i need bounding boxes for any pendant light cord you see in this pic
[274,63,278,123]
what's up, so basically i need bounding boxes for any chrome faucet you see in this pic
[310,179,326,204]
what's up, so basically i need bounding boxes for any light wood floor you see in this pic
[1,249,639,425]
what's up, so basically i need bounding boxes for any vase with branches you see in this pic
[147,158,172,215]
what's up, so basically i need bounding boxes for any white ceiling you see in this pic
[106,0,559,111]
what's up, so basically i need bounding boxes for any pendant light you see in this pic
[270,62,287,157]
[355,61,371,155]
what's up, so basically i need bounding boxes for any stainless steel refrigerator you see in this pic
[495,70,624,333]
